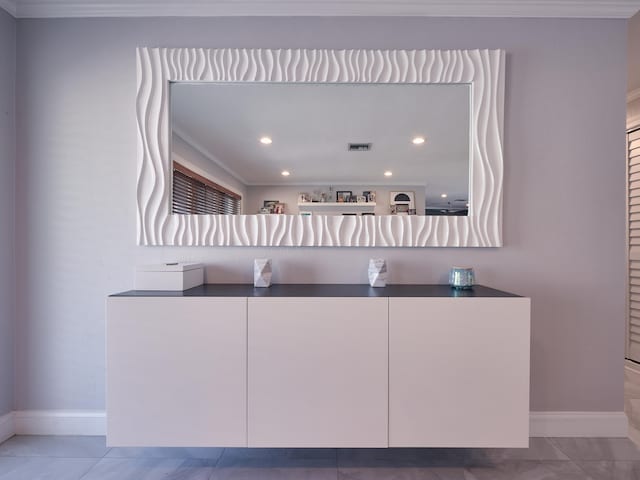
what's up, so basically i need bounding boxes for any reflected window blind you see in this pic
[172,162,241,215]
[629,128,640,362]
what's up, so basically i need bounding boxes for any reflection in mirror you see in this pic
[171,83,470,216]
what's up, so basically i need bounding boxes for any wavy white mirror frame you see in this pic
[137,48,505,247]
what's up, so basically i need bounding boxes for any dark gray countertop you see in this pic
[111,284,521,298]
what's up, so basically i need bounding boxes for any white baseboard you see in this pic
[0,412,15,443]
[2,410,629,439]
[530,412,628,437]
[13,410,106,436]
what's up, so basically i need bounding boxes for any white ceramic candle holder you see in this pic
[254,258,272,288]
[368,258,387,287]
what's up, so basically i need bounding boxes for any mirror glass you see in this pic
[171,82,470,216]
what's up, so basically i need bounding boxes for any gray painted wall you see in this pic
[15,17,626,412]
[630,11,640,93]
[630,13,640,128]
[0,8,15,417]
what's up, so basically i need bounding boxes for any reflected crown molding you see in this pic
[0,0,17,16]
[9,0,640,18]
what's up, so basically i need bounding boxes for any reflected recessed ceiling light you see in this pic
[412,136,426,145]
[281,170,290,177]
[441,193,448,198]
[384,171,393,177]
[260,137,273,145]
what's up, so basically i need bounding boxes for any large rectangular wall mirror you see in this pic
[171,83,470,217]
[137,48,504,247]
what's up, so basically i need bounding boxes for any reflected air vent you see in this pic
[348,143,372,151]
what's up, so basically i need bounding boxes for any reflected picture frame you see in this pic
[336,191,352,203]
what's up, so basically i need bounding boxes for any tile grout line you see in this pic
[546,437,573,460]
[101,446,111,459]
[75,456,103,480]
[0,454,110,459]
[565,457,598,480]
[538,436,571,462]
[208,451,221,480]
[214,447,226,468]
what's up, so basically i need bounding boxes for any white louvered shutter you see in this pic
[629,128,640,362]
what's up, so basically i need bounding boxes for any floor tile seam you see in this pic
[213,448,226,467]
[336,469,355,480]
[0,454,109,459]
[546,437,577,461]
[71,457,102,480]
[105,455,223,460]
[464,458,576,470]
[536,436,571,462]
[565,457,599,480]
[546,437,640,462]
[215,463,340,469]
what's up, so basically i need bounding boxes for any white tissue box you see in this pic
[135,262,204,291]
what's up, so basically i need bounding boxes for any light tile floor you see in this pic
[2,435,640,479]
[626,362,640,446]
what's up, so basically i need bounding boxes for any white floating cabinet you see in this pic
[106,297,247,447]
[389,297,531,448]
[247,297,388,447]
[106,286,530,448]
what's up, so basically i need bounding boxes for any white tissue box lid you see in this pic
[136,262,203,273]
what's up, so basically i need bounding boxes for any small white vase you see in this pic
[254,258,272,288]
[368,258,387,287]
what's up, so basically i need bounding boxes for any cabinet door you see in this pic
[106,297,247,447]
[248,297,388,447]
[389,297,530,447]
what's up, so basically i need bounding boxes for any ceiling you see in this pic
[1,0,639,18]
[171,83,470,205]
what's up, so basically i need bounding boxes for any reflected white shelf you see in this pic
[298,202,376,207]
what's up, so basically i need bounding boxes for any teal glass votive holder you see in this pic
[449,267,475,289]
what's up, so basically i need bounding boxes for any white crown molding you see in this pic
[0,0,17,17]
[172,128,249,186]
[11,0,640,19]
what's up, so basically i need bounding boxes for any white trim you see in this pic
[13,410,106,436]
[629,422,640,447]
[0,0,17,17]
[1,410,628,438]
[628,92,640,131]
[530,412,628,438]
[628,89,640,104]
[0,412,15,443]
[10,0,640,19]
[626,359,640,375]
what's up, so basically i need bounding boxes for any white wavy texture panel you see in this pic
[136,48,504,247]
